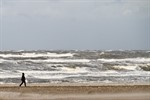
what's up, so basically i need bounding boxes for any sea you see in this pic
[0,50,150,84]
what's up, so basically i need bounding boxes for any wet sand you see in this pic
[0,84,150,100]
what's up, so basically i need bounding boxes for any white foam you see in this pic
[86,71,118,77]
[0,59,17,64]
[18,67,88,74]
[33,73,85,79]
[45,59,90,63]
[0,70,149,80]
[60,67,88,73]
[0,74,20,78]
[102,70,118,73]
[18,70,83,79]
[98,58,150,63]
[86,71,150,77]
[18,70,51,74]
[106,50,113,52]
[119,71,150,77]
[102,80,113,83]
[22,59,90,63]
[33,75,66,79]
[0,82,5,84]
[100,52,105,55]
[0,52,74,58]
[112,65,138,71]
[0,59,5,63]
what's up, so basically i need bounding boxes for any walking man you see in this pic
[19,73,26,87]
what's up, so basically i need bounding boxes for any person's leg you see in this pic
[19,81,23,86]
[24,81,26,87]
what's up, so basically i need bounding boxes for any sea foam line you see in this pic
[0,52,74,58]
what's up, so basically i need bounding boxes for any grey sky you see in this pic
[0,0,149,50]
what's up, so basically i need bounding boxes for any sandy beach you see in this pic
[0,84,150,100]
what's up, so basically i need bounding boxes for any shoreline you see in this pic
[1,82,150,86]
[1,85,150,93]
[0,84,150,100]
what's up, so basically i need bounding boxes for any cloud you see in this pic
[123,9,132,15]
[1,0,149,19]
[1,0,149,50]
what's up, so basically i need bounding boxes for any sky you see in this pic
[0,0,149,50]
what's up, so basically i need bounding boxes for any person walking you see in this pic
[19,73,26,87]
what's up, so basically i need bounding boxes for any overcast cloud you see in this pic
[0,0,149,50]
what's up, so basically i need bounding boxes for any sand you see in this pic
[0,84,150,100]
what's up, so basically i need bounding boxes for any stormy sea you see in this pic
[0,50,150,84]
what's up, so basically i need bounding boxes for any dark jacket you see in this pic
[21,76,25,82]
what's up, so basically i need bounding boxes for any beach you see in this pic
[0,50,150,99]
[0,84,150,100]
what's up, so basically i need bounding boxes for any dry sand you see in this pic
[0,84,150,100]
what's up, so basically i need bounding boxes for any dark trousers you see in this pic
[19,81,26,87]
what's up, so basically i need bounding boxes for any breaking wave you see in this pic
[0,50,150,84]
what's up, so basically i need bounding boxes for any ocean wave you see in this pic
[0,52,74,58]
[97,58,150,63]
[18,59,91,63]
[139,64,150,71]
[112,65,140,71]
[0,50,150,84]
